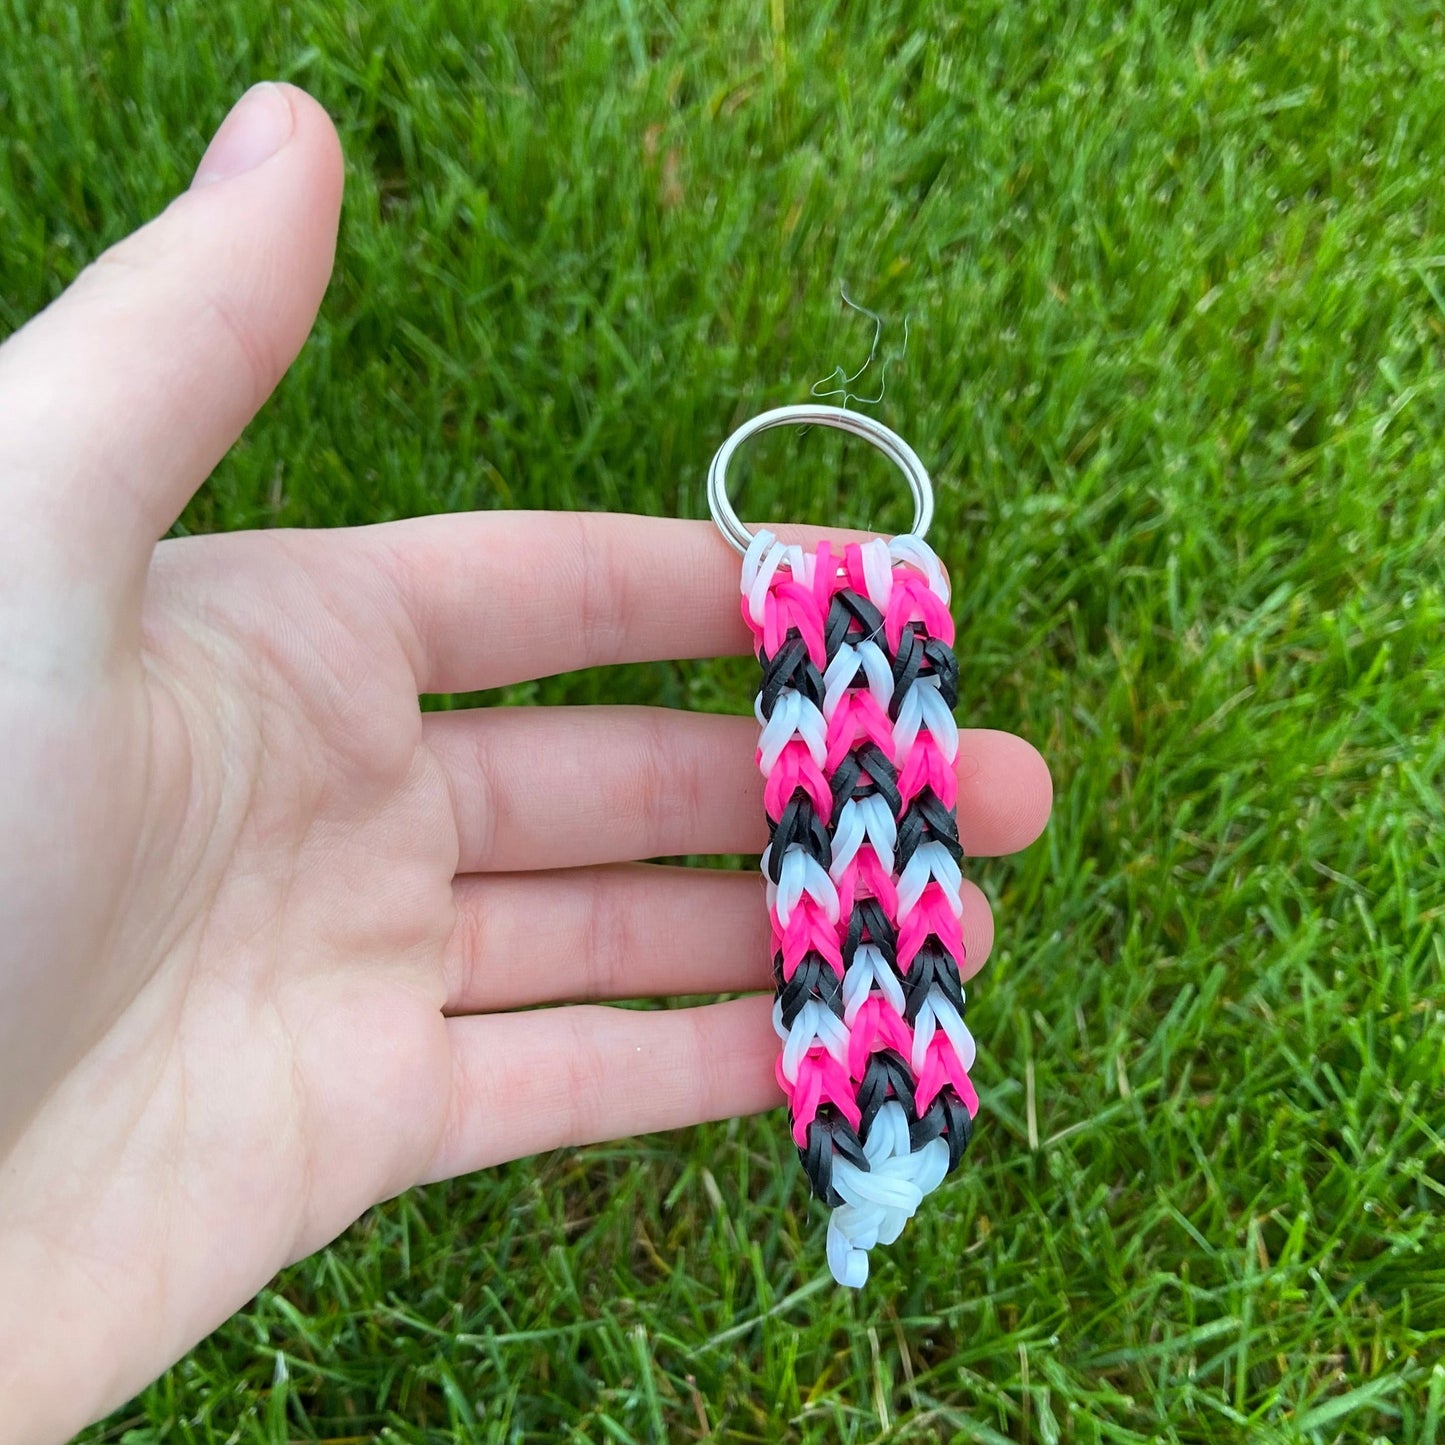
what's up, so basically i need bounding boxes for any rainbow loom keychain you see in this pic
[708,405,977,1289]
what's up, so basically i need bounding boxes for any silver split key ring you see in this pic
[706,404,934,554]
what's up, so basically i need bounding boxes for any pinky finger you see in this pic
[421,996,783,1184]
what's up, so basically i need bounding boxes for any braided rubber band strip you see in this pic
[742,528,977,1288]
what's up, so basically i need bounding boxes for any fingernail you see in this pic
[191,83,293,189]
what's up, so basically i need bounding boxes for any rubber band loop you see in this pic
[739,518,976,1288]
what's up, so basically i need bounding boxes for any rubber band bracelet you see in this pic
[709,406,977,1288]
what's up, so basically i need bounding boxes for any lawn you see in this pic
[4,0,1444,1440]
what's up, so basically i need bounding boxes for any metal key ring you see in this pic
[706,404,934,555]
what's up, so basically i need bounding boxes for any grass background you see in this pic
[4,0,1444,1439]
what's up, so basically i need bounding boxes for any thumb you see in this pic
[0,82,343,625]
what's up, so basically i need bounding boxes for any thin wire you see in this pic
[811,285,883,403]
[810,284,910,409]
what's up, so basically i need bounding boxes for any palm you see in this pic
[135,531,460,1252]
[0,86,1051,1442]
[2,533,456,1390]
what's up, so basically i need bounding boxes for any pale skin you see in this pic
[0,85,1052,1443]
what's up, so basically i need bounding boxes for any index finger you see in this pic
[355,510,900,695]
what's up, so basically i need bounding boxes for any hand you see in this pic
[0,84,1052,1442]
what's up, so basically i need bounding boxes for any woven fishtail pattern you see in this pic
[741,529,977,1287]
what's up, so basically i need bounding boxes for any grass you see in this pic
[4,0,1445,1439]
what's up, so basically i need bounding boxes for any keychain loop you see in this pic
[707,404,934,554]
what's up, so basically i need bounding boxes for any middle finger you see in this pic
[424,706,1050,872]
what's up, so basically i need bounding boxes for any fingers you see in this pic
[425,705,1052,871]
[0,84,343,611]
[426,706,755,870]
[356,512,878,695]
[445,865,765,1010]
[441,863,997,1014]
[422,996,782,1183]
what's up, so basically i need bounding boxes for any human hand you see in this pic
[0,84,1052,1442]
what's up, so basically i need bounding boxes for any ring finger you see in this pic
[441,862,998,1014]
